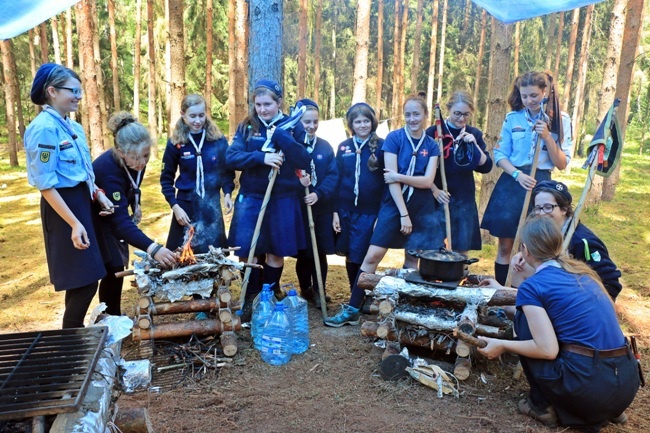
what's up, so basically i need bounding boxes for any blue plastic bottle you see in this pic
[251,290,275,350]
[285,289,309,354]
[260,301,292,366]
[253,283,278,311]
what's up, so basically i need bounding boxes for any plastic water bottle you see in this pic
[285,289,309,354]
[251,290,275,350]
[260,301,292,366]
[253,283,278,311]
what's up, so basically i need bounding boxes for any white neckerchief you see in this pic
[524,108,547,161]
[123,166,142,225]
[305,135,318,187]
[401,128,426,202]
[259,111,284,152]
[353,135,370,206]
[188,130,206,198]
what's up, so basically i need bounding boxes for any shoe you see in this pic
[518,397,558,428]
[195,312,208,321]
[610,412,628,424]
[324,304,360,327]
[237,299,253,323]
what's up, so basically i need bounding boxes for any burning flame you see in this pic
[179,225,197,266]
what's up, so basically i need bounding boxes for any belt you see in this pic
[560,343,629,358]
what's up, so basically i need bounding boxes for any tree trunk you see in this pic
[482,17,497,131]
[77,15,90,131]
[513,21,520,78]
[90,0,111,150]
[1,40,19,167]
[76,0,106,157]
[51,16,62,64]
[391,0,403,126]
[553,12,564,80]
[108,0,120,111]
[352,0,371,103]
[397,0,409,114]
[147,0,158,151]
[410,0,424,94]
[544,13,556,70]
[473,10,487,109]
[28,29,37,79]
[168,0,186,134]
[236,0,248,127]
[329,27,336,119]
[375,0,384,116]
[436,0,448,103]
[425,0,439,120]
[297,0,308,98]
[248,0,283,96]
[206,0,214,117]
[602,0,645,202]
[314,0,322,104]
[134,0,142,119]
[588,0,626,206]
[228,0,236,136]
[562,8,580,112]
[571,5,594,157]
[478,19,512,231]
[164,0,172,130]
[39,22,49,64]
[228,0,249,137]
[65,9,74,68]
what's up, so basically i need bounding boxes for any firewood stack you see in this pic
[358,271,516,381]
[129,246,252,357]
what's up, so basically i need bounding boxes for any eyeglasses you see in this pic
[452,111,472,119]
[54,86,84,98]
[533,204,560,214]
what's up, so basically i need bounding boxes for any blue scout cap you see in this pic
[296,98,319,111]
[534,180,572,203]
[254,79,283,98]
[31,63,60,105]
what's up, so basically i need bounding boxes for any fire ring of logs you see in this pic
[359,271,516,381]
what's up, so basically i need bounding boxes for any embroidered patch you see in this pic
[113,192,121,201]
[37,144,55,150]
[591,251,602,262]
[340,145,346,151]
[59,143,73,151]
[420,149,429,157]
[316,154,323,160]
[40,151,50,163]
[511,126,526,133]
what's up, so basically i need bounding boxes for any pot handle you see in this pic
[406,249,421,258]
[466,258,479,265]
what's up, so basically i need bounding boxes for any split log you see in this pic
[132,317,241,341]
[360,321,456,353]
[220,331,238,357]
[357,273,517,306]
[454,357,472,381]
[138,297,219,316]
[113,408,154,433]
[218,307,232,323]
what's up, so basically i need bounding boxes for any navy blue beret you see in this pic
[255,79,283,98]
[296,98,319,111]
[346,102,375,119]
[534,180,572,203]
[30,63,60,105]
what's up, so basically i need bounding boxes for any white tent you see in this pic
[0,0,80,40]
[471,0,606,23]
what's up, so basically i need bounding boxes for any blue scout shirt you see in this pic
[382,128,439,177]
[494,109,573,170]
[25,107,94,191]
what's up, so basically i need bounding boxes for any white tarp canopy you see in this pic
[471,0,606,23]
[0,0,80,40]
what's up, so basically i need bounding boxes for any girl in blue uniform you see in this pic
[481,71,572,285]
[161,94,235,253]
[25,63,114,328]
[508,180,622,300]
[426,90,492,254]
[93,112,177,316]
[326,95,441,327]
[226,79,311,320]
[294,99,338,308]
[478,216,638,431]
[332,103,384,293]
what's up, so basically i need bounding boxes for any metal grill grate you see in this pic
[0,327,107,420]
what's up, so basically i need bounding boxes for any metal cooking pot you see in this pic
[408,248,479,281]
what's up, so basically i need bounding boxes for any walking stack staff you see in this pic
[434,104,453,250]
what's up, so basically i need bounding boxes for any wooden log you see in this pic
[454,328,487,348]
[378,300,394,315]
[478,305,512,327]
[379,354,410,381]
[132,317,241,341]
[454,357,472,381]
[455,340,472,357]
[216,286,232,304]
[360,321,380,337]
[140,297,218,316]
[218,307,232,323]
[456,317,476,336]
[360,321,456,353]
[377,321,395,339]
[476,323,514,340]
[114,407,154,433]
[220,268,235,284]
[137,296,152,312]
[382,341,401,360]
[220,331,238,357]
[137,315,152,330]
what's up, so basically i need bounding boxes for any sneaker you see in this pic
[518,397,558,428]
[323,304,360,327]
[195,312,208,321]
[610,412,628,424]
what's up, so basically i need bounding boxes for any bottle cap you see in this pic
[274,301,285,311]
[287,289,298,296]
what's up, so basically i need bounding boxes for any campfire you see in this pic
[178,225,197,266]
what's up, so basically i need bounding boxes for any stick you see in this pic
[453,328,487,348]
[305,186,328,318]
[239,163,280,305]
[434,104,453,250]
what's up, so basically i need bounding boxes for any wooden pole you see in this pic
[434,104,453,250]
[304,185,328,318]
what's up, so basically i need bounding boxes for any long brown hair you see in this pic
[107,111,152,166]
[345,103,380,155]
[171,94,223,144]
[240,87,283,137]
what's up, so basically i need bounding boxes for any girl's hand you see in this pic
[264,152,283,168]
[71,221,90,249]
[534,120,551,140]
[299,174,311,187]
[332,212,341,233]
[224,194,234,214]
[383,168,400,184]
[477,337,505,359]
[304,192,319,206]
[511,252,527,272]
[97,194,116,216]
[154,247,177,267]
[478,278,503,289]
[433,188,450,204]
[459,131,476,144]
[172,204,191,226]
[516,172,536,190]
[400,215,412,235]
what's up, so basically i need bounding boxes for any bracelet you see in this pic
[400,214,409,218]
[511,170,521,180]
[150,243,163,259]
[93,188,106,202]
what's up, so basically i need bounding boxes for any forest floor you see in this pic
[1,141,650,432]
